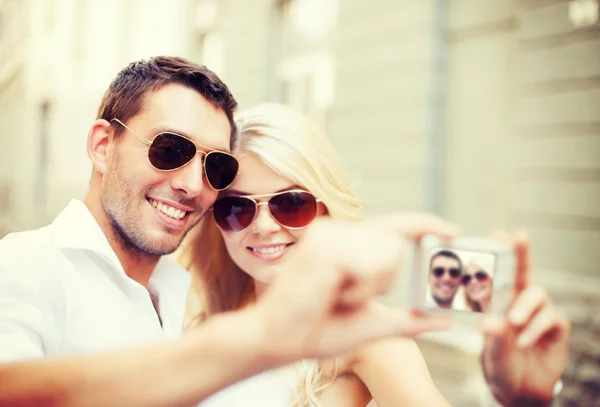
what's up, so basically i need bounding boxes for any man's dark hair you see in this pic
[96,56,238,146]
[430,250,463,272]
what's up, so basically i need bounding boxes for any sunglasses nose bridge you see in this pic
[251,201,281,233]
[170,153,206,198]
[195,150,207,169]
[195,150,220,190]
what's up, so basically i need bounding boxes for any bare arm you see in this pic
[0,308,274,407]
[319,373,372,407]
[351,337,452,407]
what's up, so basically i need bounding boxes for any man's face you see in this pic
[428,255,462,306]
[101,83,232,255]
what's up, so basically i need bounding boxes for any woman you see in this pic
[177,103,452,406]
[462,256,494,313]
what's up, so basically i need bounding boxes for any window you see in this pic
[0,6,4,41]
[188,0,224,77]
[34,101,51,212]
[274,0,337,128]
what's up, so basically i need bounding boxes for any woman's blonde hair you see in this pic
[463,256,494,313]
[177,103,364,405]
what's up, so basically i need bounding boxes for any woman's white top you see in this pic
[198,367,297,407]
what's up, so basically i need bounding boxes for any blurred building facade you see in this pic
[0,0,599,405]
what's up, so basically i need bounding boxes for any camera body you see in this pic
[406,235,516,317]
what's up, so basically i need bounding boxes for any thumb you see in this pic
[356,304,452,341]
[391,309,453,337]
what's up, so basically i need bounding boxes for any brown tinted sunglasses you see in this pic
[111,119,239,191]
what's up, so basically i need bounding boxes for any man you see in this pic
[0,57,570,407]
[426,249,464,309]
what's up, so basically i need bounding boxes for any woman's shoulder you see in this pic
[341,338,451,406]
[320,371,372,407]
[342,336,421,373]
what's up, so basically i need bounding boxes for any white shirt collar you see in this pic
[0,200,191,363]
[50,199,189,293]
[52,199,123,271]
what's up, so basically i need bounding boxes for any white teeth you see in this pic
[252,245,287,254]
[149,199,186,220]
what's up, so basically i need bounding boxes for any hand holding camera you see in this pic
[405,226,570,405]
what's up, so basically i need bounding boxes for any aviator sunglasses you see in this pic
[431,267,462,279]
[212,190,323,233]
[111,118,239,191]
[461,271,489,285]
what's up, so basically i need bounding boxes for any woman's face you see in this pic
[463,263,493,305]
[216,152,315,286]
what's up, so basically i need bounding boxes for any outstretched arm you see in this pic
[350,336,452,407]
[0,308,274,407]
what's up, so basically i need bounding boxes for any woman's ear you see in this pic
[87,119,112,175]
[318,202,329,217]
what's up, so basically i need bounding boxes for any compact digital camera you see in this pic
[405,235,516,320]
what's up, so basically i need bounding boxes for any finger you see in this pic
[516,303,562,348]
[482,314,513,358]
[375,213,461,240]
[481,316,515,375]
[491,228,531,297]
[513,229,531,296]
[323,304,452,354]
[337,265,397,309]
[491,229,512,244]
[481,313,509,337]
[334,230,405,307]
[396,315,453,337]
[390,308,453,337]
[337,277,368,309]
[507,286,548,327]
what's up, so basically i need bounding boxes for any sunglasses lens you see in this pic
[449,268,461,278]
[148,133,196,170]
[432,267,444,277]
[269,191,317,228]
[213,196,256,232]
[475,271,488,281]
[204,152,239,190]
[461,275,472,285]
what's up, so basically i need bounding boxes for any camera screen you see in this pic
[424,248,496,313]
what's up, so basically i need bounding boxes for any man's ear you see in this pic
[87,119,113,175]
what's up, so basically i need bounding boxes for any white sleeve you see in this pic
[0,246,62,363]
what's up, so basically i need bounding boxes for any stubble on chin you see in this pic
[145,208,208,255]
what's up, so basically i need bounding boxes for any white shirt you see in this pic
[198,367,295,407]
[0,200,190,362]
[424,286,468,311]
[425,292,442,309]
